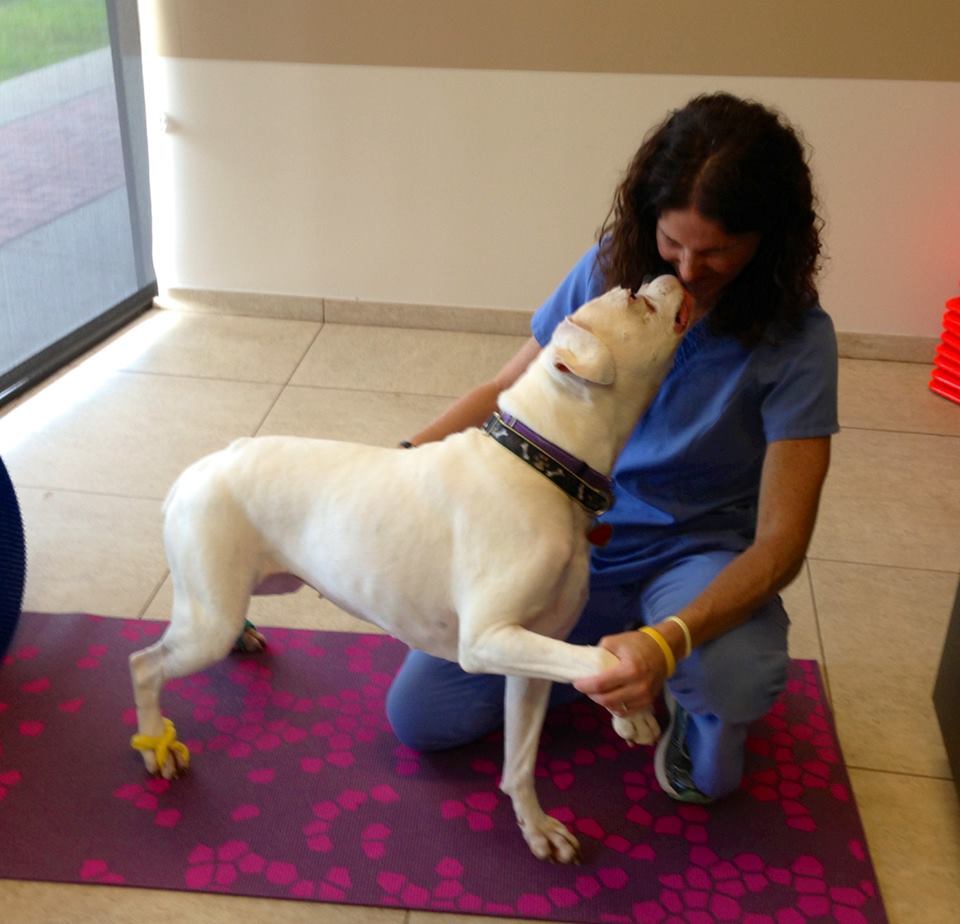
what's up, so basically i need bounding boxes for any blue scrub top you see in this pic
[530,245,839,587]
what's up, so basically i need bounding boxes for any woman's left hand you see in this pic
[574,630,670,715]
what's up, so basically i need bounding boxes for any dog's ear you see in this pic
[549,318,616,385]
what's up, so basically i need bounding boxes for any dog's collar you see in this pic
[482,411,614,515]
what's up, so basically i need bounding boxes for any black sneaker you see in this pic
[654,690,715,805]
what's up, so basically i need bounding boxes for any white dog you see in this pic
[129,276,689,863]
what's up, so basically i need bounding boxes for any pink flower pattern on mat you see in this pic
[441,790,500,831]
[743,661,847,833]
[0,615,889,923]
[79,858,125,884]
[114,777,183,828]
[634,848,879,923]
[0,769,22,802]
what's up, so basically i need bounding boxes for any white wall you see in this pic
[143,56,960,339]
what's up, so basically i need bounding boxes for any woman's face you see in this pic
[656,208,760,315]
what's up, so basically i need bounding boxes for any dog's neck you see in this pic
[497,367,621,475]
[483,412,614,515]
[497,348,671,475]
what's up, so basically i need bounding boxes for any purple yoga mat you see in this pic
[0,612,887,923]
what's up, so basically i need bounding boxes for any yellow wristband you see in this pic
[639,626,676,678]
[665,615,693,659]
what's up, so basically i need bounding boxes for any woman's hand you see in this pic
[575,437,831,717]
[574,629,671,715]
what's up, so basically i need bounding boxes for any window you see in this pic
[0,0,155,406]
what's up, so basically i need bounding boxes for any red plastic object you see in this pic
[930,296,960,405]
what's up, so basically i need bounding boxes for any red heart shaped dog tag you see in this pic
[587,523,613,546]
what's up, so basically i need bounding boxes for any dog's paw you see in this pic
[612,709,660,746]
[520,814,582,864]
[234,621,267,653]
[131,717,191,779]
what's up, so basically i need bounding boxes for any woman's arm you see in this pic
[574,435,832,711]
[406,336,542,445]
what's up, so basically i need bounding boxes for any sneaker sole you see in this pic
[654,689,716,805]
[653,688,681,797]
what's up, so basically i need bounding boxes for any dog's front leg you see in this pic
[501,674,580,863]
[461,624,660,746]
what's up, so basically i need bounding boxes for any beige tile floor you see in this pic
[1,309,959,923]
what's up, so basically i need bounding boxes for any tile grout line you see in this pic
[838,423,960,441]
[137,570,170,621]
[283,300,327,387]
[14,484,167,503]
[802,559,832,709]
[805,554,960,578]
[268,381,464,402]
[247,324,325,437]
[88,367,470,400]
[845,764,956,784]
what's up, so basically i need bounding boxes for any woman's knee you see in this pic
[384,680,444,751]
[704,647,788,723]
[678,602,790,724]
[384,651,506,751]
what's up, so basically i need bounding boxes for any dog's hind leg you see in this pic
[130,639,187,778]
[130,512,260,777]
[130,595,250,777]
[500,674,581,863]
[130,597,247,778]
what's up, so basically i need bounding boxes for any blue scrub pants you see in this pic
[385,550,790,800]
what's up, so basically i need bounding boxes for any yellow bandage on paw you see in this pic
[130,717,190,772]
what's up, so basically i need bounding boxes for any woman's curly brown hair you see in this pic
[598,93,824,346]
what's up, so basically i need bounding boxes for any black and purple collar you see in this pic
[482,411,614,515]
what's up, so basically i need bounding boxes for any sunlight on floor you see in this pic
[0,311,181,453]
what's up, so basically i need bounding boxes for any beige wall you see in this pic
[150,0,960,82]
[139,2,960,342]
